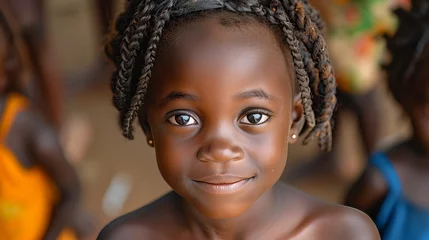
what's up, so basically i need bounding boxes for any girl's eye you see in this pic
[168,114,197,126]
[240,113,270,125]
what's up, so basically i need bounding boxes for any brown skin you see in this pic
[98,19,379,240]
[345,43,429,220]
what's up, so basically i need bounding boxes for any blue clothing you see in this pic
[370,152,429,240]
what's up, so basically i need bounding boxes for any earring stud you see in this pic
[147,139,154,147]
[292,134,297,140]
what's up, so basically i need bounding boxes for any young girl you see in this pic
[345,1,429,239]
[99,0,379,239]
[0,9,92,240]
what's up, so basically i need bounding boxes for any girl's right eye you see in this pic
[167,114,198,126]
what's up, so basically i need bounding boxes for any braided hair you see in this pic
[384,0,429,103]
[106,0,337,152]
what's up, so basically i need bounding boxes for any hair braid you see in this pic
[108,1,146,105]
[301,45,319,95]
[122,0,174,139]
[264,3,316,128]
[300,0,325,33]
[281,0,336,150]
[114,0,154,111]
[307,8,325,34]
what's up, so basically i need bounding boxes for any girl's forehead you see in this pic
[159,18,288,65]
[150,18,293,100]
[162,15,282,52]
[158,17,290,71]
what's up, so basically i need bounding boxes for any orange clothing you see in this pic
[0,93,76,240]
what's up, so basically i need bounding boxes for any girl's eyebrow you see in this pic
[235,89,275,101]
[156,89,275,108]
[157,91,198,108]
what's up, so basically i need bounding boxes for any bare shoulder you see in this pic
[96,211,158,240]
[277,185,379,240]
[298,204,380,240]
[97,192,181,240]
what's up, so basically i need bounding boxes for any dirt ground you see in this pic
[44,0,411,233]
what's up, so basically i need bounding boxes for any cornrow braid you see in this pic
[106,0,337,151]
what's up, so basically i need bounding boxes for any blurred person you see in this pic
[345,1,429,239]
[0,7,95,240]
[286,0,410,181]
[98,1,378,239]
[0,0,99,164]
[0,0,63,129]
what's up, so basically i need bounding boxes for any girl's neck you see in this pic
[178,185,281,239]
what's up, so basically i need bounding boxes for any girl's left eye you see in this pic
[240,113,270,125]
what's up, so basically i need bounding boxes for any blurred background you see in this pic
[0,0,416,238]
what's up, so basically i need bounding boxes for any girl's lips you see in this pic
[192,177,252,194]
[193,174,254,184]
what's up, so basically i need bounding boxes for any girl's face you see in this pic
[141,18,303,219]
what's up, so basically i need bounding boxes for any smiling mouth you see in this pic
[192,177,253,194]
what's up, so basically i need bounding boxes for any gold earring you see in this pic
[147,139,154,147]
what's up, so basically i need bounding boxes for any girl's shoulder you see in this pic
[279,184,380,240]
[294,204,380,239]
[97,192,183,240]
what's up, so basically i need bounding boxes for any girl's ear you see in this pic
[138,110,154,147]
[289,94,305,144]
